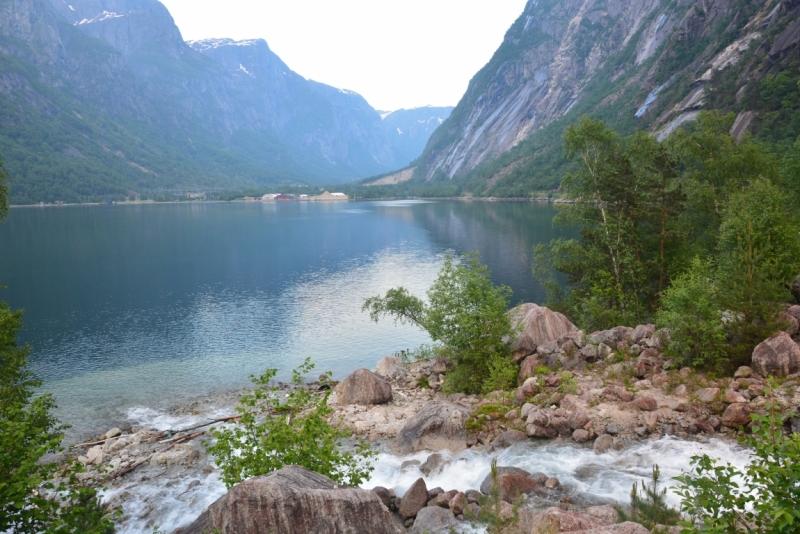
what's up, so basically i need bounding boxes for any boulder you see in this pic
[573,429,590,442]
[104,427,122,439]
[409,506,455,534]
[721,403,752,429]
[631,324,656,344]
[570,524,651,534]
[479,466,532,494]
[724,389,747,404]
[594,434,614,453]
[491,430,528,449]
[375,356,409,380]
[448,492,466,515]
[510,303,577,358]
[399,478,428,520]
[781,312,800,337]
[568,411,590,430]
[752,332,800,377]
[585,505,619,525]
[371,487,396,511]
[590,330,621,350]
[530,507,603,533]
[335,369,392,405]
[496,473,541,502]
[734,366,753,379]
[420,453,448,476]
[392,400,471,454]
[695,388,720,403]
[175,465,403,534]
[633,396,658,412]
[788,305,800,321]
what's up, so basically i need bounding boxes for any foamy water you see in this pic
[108,407,753,533]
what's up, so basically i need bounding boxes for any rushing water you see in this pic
[107,400,753,534]
[0,200,569,438]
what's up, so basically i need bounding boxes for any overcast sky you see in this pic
[158,0,528,111]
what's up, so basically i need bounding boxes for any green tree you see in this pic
[206,358,376,489]
[623,465,681,530]
[655,258,727,371]
[676,381,800,533]
[715,178,800,366]
[1,301,115,533]
[534,117,683,330]
[363,252,516,394]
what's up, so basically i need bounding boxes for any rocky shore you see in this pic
[67,303,800,533]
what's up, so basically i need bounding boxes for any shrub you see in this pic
[206,358,376,489]
[621,465,680,530]
[656,258,727,371]
[675,380,800,533]
[363,252,515,394]
[1,301,115,533]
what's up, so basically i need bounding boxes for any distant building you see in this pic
[315,191,349,201]
[274,194,295,201]
[261,194,278,201]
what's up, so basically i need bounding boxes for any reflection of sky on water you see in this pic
[0,201,573,436]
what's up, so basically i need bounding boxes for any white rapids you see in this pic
[105,407,752,534]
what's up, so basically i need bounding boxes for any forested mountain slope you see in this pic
[411,0,800,197]
[0,0,445,203]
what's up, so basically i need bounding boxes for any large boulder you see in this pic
[375,356,410,380]
[721,403,752,429]
[175,465,404,534]
[392,400,472,454]
[509,304,577,359]
[752,332,800,378]
[398,477,428,520]
[409,506,455,534]
[530,507,604,533]
[335,368,392,405]
[479,466,537,494]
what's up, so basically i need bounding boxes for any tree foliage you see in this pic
[676,381,800,533]
[0,300,114,533]
[536,112,800,370]
[206,358,376,489]
[363,252,516,394]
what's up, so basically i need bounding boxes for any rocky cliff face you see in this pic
[0,0,447,202]
[415,0,800,194]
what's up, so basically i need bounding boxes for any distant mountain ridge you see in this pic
[411,0,800,197]
[378,106,453,167]
[0,0,448,203]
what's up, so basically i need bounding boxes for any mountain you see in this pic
[378,106,453,168]
[410,0,800,197]
[0,0,446,203]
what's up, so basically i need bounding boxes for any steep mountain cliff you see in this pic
[0,0,446,203]
[413,0,800,196]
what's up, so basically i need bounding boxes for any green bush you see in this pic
[675,381,800,533]
[363,252,516,394]
[656,258,727,371]
[621,465,681,530]
[1,300,115,533]
[206,358,376,489]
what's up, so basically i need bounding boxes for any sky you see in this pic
[158,0,529,111]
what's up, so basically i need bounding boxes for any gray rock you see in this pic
[409,506,456,534]
[752,332,800,378]
[605,423,620,435]
[594,434,614,453]
[375,356,409,380]
[336,368,393,405]
[371,486,396,511]
[175,465,404,534]
[491,429,527,450]
[399,478,428,520]
[104,427,122,439]
[509,303,577,357]
[420,453,448,476]
[479,466,531,494]
[631,324,655,344]
[392,400,472,455]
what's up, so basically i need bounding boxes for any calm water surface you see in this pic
[0,200,571,437]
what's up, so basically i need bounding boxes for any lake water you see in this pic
[0,200,572,438]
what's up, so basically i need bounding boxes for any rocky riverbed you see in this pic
[65,303,800,533]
